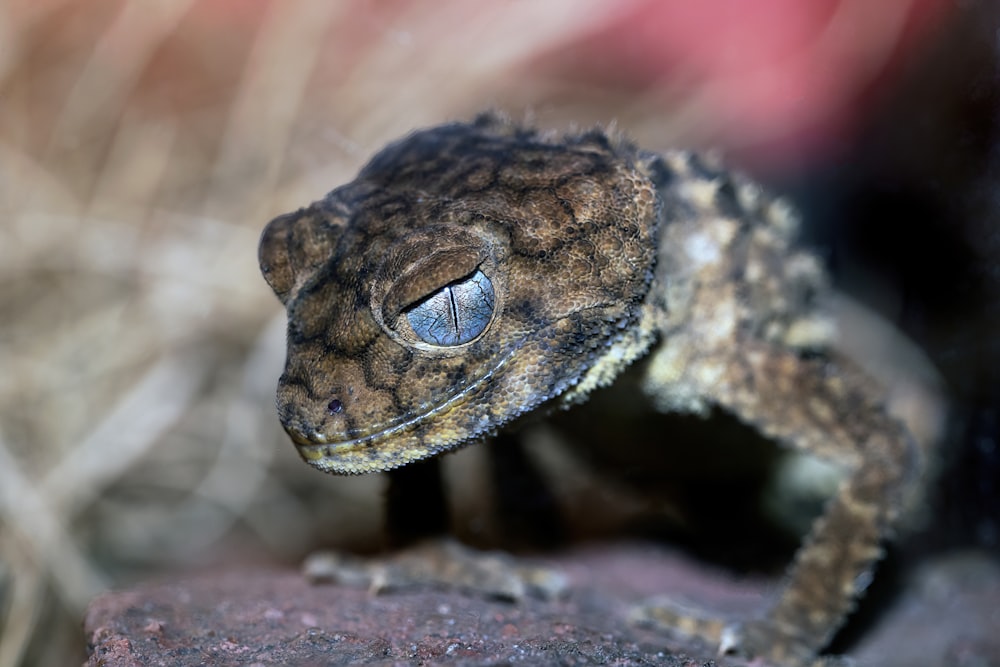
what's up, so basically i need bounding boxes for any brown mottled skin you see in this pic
[259,114,921,667]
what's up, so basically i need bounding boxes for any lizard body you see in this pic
[259,114,920,666]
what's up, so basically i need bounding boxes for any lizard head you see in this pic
[259,116,661,474]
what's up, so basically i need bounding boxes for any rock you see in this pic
[83,543,1000,666]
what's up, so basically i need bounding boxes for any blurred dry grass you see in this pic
[0,1,952,665]
[0,3,670,664]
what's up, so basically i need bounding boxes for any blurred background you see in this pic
[1,1,997,664]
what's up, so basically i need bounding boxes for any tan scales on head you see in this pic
[261,115,929,666]
[259,115,660,474]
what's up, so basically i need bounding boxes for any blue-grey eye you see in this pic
[404,269,495,346]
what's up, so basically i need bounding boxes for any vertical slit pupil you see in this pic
[404,269,495,346]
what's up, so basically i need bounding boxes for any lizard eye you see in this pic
[403,269,495,346]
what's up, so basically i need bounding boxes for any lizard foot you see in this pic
[303,538,568,602]
[629,595,729,654]
[631,598,853,667]
[722,618,855,667]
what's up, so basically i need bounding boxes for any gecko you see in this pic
[258,113,921,666]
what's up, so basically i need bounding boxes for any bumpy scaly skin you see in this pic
[260,116,659,474]
[260,114,920,667]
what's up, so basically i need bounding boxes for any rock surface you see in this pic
[84,544,999,666]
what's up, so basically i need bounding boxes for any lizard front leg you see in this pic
[640,340,921,666]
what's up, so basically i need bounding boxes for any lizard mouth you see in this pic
[285,346,519,474]
[282,302,646,475]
